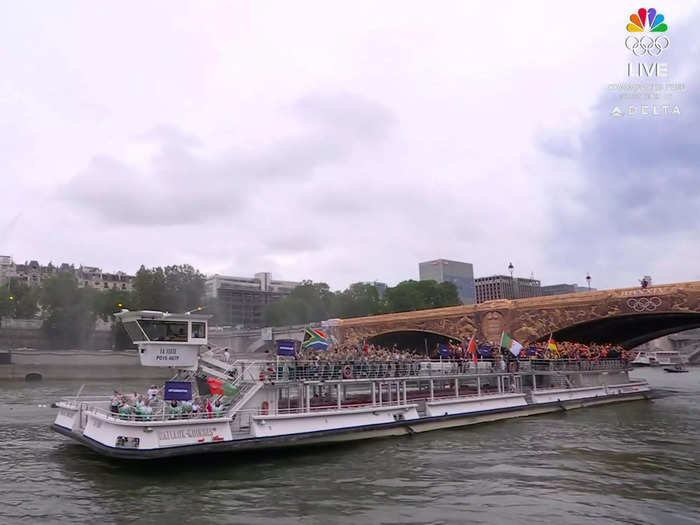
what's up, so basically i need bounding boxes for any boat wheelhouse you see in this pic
[118,310,209,368]
[52,310,652,460]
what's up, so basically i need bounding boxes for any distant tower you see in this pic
[419,259,475,304]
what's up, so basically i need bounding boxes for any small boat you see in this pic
[663,364,689,373]
[632,350,683,367]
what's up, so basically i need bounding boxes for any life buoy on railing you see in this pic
[342,365,353,379]
[261,400,269,415]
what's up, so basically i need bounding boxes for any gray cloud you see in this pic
[540,12,700,284]
[58,93,395,226]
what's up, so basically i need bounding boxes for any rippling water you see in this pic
[1,369,699,524]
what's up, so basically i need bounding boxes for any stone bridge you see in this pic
[335,282,700,349]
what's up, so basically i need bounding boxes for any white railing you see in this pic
[84,403,232,423]
[247,358,628,383]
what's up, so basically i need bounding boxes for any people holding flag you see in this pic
[500,332,524,357]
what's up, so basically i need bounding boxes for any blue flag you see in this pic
[277,340,296,356]
[478,344,493,358]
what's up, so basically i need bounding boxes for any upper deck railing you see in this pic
[245,358,628,383]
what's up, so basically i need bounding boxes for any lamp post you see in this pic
[508,262,516,299]
[586,273,591,290]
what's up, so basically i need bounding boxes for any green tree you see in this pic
[132,266,168,310]
[40,272,98,348]
[92,288,135,321]
[262,279,461,327]
[384,280,461,313]
[0,280,40,319]
[133,264,205,312]
[0,286,11,319]
[332,282,384,318]
[262,281,334,326]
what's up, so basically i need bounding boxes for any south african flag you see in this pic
[302,328,329,350]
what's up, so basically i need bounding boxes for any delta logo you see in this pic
[626,8,668,32]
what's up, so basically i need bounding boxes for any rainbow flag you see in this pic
[547,335,559,356]
[302,328,329,350]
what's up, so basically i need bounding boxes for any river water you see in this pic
[0,368,698,525]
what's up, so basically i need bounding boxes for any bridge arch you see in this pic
[367,329,463,355]
[544,312,700,348]
[25,372,42,382]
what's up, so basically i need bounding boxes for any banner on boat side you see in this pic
[156,423,232,446]
[277,340,296,356]
[138,343,199,367]
[164,381,193,401]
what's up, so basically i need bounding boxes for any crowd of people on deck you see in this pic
[109,389,156,420]
[293,339,631,364]
[108,384,227,420]
[518,341,631,362]
[297,344,424,364]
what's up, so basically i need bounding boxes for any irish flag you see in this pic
[500,332,523,356]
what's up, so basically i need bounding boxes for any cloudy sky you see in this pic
[1,1,699,291]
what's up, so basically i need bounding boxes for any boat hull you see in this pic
[51,390,650,460]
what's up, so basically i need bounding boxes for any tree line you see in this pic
[1,266,461,348]
[0,265,205,348]
[262,279,461,326]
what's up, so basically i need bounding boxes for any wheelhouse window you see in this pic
[191,322,206,339]
[122,321,147,342]
[138,320,189,342]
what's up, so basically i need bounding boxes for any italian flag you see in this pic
[500,332,523,357]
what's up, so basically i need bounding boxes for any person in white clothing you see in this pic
[110,392,121,414]
[147,385,158,401]
[223,348,230,363]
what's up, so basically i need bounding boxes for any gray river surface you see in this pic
[0,368,699,525]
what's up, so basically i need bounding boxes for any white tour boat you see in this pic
[52,310,652,460]
[631,350,682,367]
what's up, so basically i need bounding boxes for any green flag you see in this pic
[222,382,239,397]
[500,332,523,356]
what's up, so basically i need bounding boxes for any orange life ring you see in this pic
[342,365,353,379]
[261,401,269,415]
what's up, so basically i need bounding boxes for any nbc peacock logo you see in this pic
[626,8,668,32]
[625,8,669,56]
